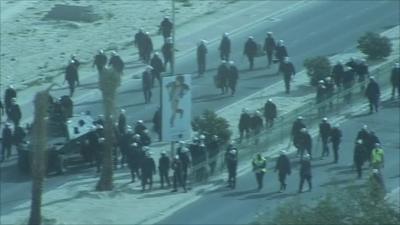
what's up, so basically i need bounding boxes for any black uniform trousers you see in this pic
[278,172,288,191]
[332,141,340,163]
[255,172,265,190]
[159,168,170,187]
[299,175,312,192]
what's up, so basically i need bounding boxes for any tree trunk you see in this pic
[96,92,115,191]
[96,67,120,191]
[28,90,50,225]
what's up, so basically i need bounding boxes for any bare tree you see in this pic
[28,85,53,225]
[96,67,121,191]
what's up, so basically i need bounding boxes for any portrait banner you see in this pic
[161,74,191,142]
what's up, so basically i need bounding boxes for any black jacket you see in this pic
[160,19,173,37]
[353,143,365,164]
[93,53,107,70]
[264,102,277,119]
[109,56,124,73]
[391,67,400,86]
[263,36,276,52]
[319,122,331,138]
[291,120,306,137]
[219,37,231,53]
[279,62,295,77]
[134,31,146,47]
[141,156,156,176]
[2,127,13,146]
[365,80,380,99]
[142,71,153,89]
[250,115,263,130]
[300,160,312,177]
[244,39,257,56]
[118,114,126,134]
[9,104,21,123]
[4,88,17,108]
[275,155,291,175]
[217,64,230,86]
[65,64,78,82]
[275,45,288,61]
[228,65,239,86]
[330,127,342,143]
[332,64,344,85]
[159,155,170,171]
[197,44,207,62]
[150,55,164,73]
[239,113,251,130]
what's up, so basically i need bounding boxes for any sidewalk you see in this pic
[1,24,398,225]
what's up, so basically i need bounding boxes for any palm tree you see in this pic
[28,85,54,225]
[96,67,121,191]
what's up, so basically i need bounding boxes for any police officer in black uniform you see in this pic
[93,49,108,72]
[158,151,170,188]
[319,117,331,159]
[279,57,295,94]
[264,99,277,128]
[275,150,291,192]
[197,40,208,76]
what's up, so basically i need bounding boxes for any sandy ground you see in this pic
[1,25,398,225]
[0,0,233,90]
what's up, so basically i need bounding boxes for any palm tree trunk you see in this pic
[28,90,50,225]
[96,92,115,191]
[96,67,120,191]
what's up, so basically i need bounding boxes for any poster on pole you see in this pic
[161,74,191,142]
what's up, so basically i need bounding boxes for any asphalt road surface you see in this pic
[157,99,400,225]
[1,0,399,218]
[52,0,399,124]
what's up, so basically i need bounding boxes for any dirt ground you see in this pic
[0,0,234,90]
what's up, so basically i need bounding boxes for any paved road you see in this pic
[1,0,399,217]
[157,99,400,225]
[49,0,399,125]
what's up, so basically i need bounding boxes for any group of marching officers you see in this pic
[78,108,223,192]
[224,114,385,194]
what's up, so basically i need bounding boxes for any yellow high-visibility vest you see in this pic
[253,158,267,173]
[371,148,384,164]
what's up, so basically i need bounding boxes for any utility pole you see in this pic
[170,0,176,158]
[171,0,175,77]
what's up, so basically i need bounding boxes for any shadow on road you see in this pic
[239,191,276,200]
[312,161,335,168]
[380,99,400,108]
[351,111,373,119]
[74,99,103,107]
[240,72,278,81]
[193,93,231,103]
[119,102,147,109]
[266,192,297,200]
[118,88,146,95]
[222,188,258,198]
[139,190,184,199]
[319,178,355,187]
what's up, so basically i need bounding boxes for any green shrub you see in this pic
[192,110,232,144]
[357,32,392,60]
[303,56,332,86]
[254,179,400,225]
